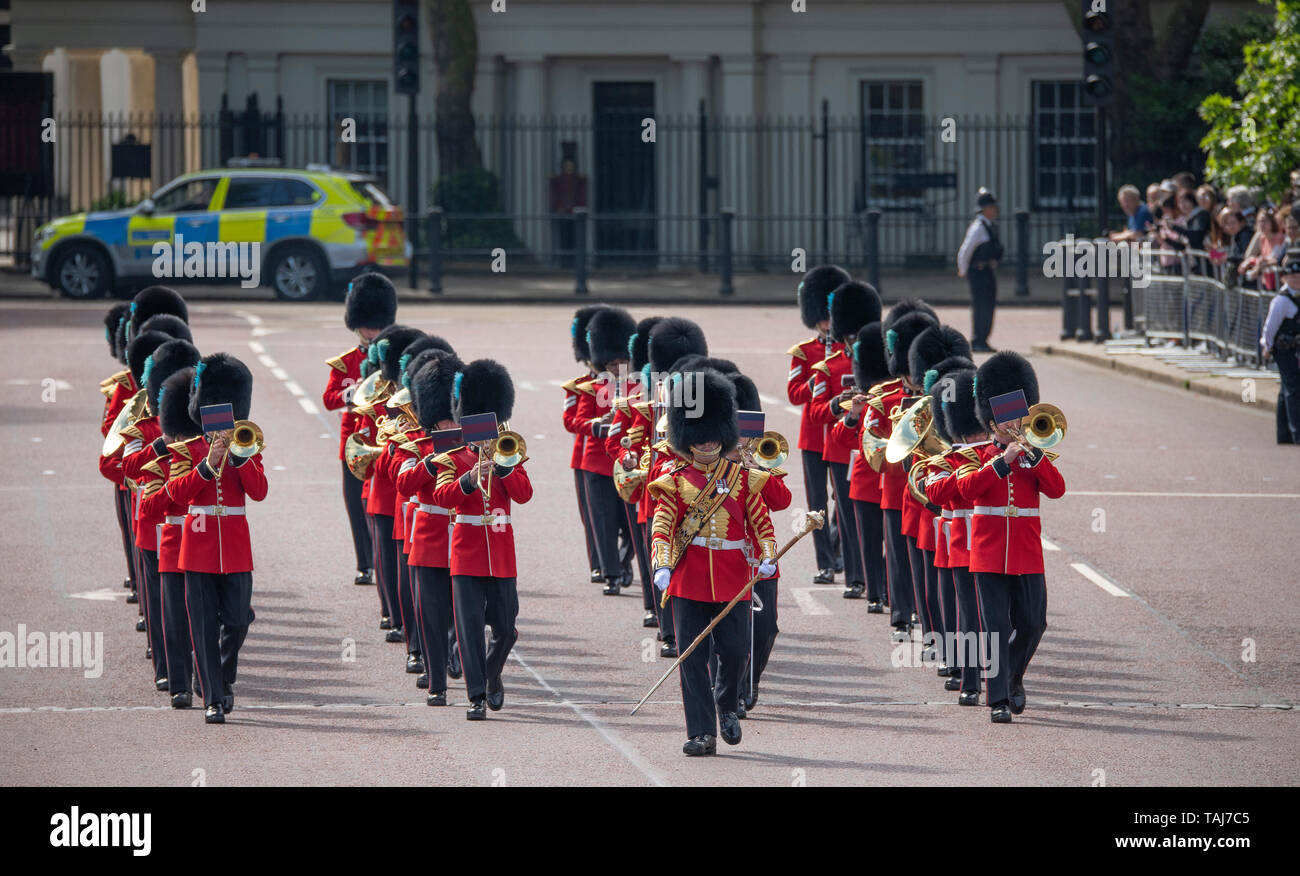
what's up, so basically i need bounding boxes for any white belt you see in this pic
[406,495,417,504]
[951,508,973,519]
[455,514,511,526]
[164,516,185,525]
[690,536,747,551]
[973,505,1039,518]
[941,508,953,519]
[417,503,450,515]
[188,505,246,517]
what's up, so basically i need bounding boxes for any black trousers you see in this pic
[451,575,519,702]
[883,509,914,627]
[371,513,399,622]
[398,551,421,653]
[184,571,253,708]
[113,487,136,588]
[341,459,372,572]
[414,566,453,694]
[800,449,839,570]
[139,549,166,680]
[160,570,193,696]
[968,268,997,346]
[1275,349,1300,443]
[672,595,748,739]
[851,499,886,602]
[573,469,600,570]
[936,565,957,666]
[827,461,862,586]
[907,538,933,638]
[628,511,654,610]
[973,571,1047,707]
[952,566,983,694]
[743,578,779,694]
[582,470,629,581]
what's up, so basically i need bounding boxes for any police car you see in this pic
[31,162,409,301]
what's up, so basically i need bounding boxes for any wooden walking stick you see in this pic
[630,510,825,716]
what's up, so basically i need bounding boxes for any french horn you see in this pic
[885,396,951,464]
[102,389,147,457]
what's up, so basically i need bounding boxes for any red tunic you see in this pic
[956,443,1066,575]
[120,416,164,551]
[101,372,136,437]
[322,345,366,461]
[166,436,269,575]
[924,444,985,570]
[561,372,593,469]
[429,447,533,578]
[807,349,855,464]
[576,375,616,476]
[831,413,883,504]
[786,336,836,453]
[138,442,188,574]
[362,404,397,518]
[864,380,908,511]
[605,387,652,509]
[393,435,454,569]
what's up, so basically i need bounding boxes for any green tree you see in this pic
[428,0,482,175]
[1200,0,1300,202]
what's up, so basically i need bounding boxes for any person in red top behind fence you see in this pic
[429,359,533,722]
[956,352,1066,725]
[166,353,268,725]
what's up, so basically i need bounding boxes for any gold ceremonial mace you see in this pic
[630,510,826,716]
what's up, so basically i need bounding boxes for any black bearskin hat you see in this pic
[975,351,1039,428]
[129,286,187,341]
[648,317,708,376]
[729,372,761,412]
[629,316,664,373]
[828,280,882,343]
[909,325,973,390]
[397,334,455,387]
[939,368,983,441]
[344,272,398,331]
[587,306,638,371]
[189,352,254,423]
[380,326,426,383]
[138,313,193,343]
[571,304,610,364]
[144,339,201,411]
[671,354,738,375]
[412,350,465,430]
[105,303,130,359]
[883,298,938,332]
[113,316,129,365]
[853,322,890,389]
[127,330,173,387]
[666,368,738,457]
[886,311,938,378]
[159,368,201,440]
[453,358,515,424]
[797,265,851,329]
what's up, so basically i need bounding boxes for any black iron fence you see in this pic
[3,108,1104,275]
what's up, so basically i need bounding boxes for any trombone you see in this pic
[478,424,527,501]
[745,431,788,470]
[1012,403,1067,452]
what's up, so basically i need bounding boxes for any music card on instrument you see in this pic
[459,412,498,444]
[989,390,1030,427]
[429,428,464,453]
[199,403,235,435]
[737,410,765,439]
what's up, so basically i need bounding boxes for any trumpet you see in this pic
[746,431,789,470]
[1014,403,1067,451]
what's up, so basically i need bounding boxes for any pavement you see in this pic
[1,299,1296,787]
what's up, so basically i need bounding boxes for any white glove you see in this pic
[653,568,671,591]
[758,560,777,579]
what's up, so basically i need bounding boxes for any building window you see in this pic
[327,80,389,183]
[860,80,925,205]
[1033,81,1096,209]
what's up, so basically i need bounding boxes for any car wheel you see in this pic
[53,244,111,299]
[269,244,327,301]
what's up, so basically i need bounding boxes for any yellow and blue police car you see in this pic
[31,163,408,301]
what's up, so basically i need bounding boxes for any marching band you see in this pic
[93,264,1066,749]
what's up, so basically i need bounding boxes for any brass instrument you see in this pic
[614,446,650,502]
[862,432,890,472]
[885,395,951,464]
[101,389,147,457]
[229,420,265,458]
[906,453,953,506]
[747,431,788,470]
[1016,403,1067,451]
[351,370,391,414]
[344,432,383,481]
[489,429,526,468]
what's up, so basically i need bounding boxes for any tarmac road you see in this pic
[1,298,1296,787]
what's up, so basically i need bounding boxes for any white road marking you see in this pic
[1069,491,1300,499]
[298,398,320,416]
[759,393,779,405]
[1071,562,1130,597]
[509,649,668,787]
[68,588,127,601]
[791,585,840,615]
[32,437,41,442]
[1040,536,1060,552]
[257,354,278,369]
[7,379,72,390]
[516,380,537,392]
[248,341,266,354]
[232,311,335,433]
[547,379,568,387]
[271,367,289,381]
[784,405,801,417]
[283,381,305,397]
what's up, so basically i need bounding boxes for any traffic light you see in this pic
[394,0,419,96]
[1082,4,1115,107]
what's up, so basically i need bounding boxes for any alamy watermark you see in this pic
[1042,235,1154,289]
[151,233,261,288]
[0,624,104,678]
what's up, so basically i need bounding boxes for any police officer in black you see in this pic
[1262,258,1300,443]
[957,187,1004,353]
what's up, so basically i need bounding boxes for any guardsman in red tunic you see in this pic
[649,369,777,756]
[166,354,269,725]
[324,273,397,587]
[927,367,989,707]
[100,303,139,598]
[138,366,204,709]
[396,349,467,706]
[905,324,974,670]
[833,322,890,611]
[607,315,664,627]
[429,359,534,721]
[787,265,850,582]
[957,352,1066,723]
[561,305,611,586]
[642,317,710,656]
[868,301,937,639]
[809,280,881,600]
